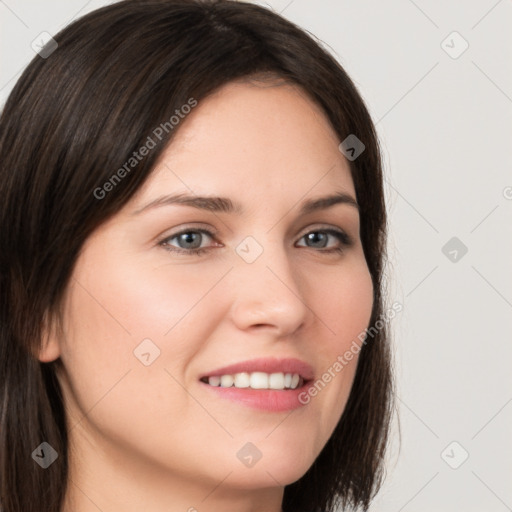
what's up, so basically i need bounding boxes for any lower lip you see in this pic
[199,381,311,412]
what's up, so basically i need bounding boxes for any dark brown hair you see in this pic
[0,1,393,511]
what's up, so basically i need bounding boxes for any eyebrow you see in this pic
[132,190,359,216]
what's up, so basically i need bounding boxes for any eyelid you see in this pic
[296,226,353,249]
[297,223,351,239]
[157,222,353,253]
[157,222,349,239]
[156,223,219,243]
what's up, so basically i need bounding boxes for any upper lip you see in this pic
[199,357,314,381]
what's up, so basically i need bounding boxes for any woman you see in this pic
[0,1,393,511]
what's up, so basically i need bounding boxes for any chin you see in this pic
[225,462,311,490]
[227,445,316,489]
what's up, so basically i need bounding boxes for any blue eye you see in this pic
[296,229,352,252]
[159,228,214,255]
[158,227,352,256]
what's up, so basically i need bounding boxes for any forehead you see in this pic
[132,80,355,207]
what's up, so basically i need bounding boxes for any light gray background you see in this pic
[1,1,511,511]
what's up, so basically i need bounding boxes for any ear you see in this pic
[36,310,62,363]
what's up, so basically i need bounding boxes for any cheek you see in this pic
[312,257,374,355]
[303,257,374,439]
[65,251,229,352]
[100,256,231,338]
[55,265,208,462]
[57,255,229,419]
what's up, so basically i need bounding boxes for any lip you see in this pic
[198,357,314,412]
[198,357,315,381]
[199,382,311,412]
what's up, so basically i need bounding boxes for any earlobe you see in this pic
[37,337,61,363]
[36,311,62,363]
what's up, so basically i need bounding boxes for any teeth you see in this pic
[220,375,234,387]
[269,372,285,390]
[208,376,221,387]
[250,372,268,389]
[234,372,250,388]
[205,372,303,390]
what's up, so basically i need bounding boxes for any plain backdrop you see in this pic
[1,1,511,511]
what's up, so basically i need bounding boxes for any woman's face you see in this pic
[41,80,374,509]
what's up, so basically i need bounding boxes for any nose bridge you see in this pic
[229,232,309,332]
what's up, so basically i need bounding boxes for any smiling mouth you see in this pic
[200,371,307,390]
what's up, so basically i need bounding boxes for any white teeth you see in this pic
[234,372,250,388]
[205,372,303,390]
[220,375,234,387]
[269,372,285,390]
[208,375,221,387]
[250,372,268,389]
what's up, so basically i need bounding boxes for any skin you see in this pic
[39,79,374,512]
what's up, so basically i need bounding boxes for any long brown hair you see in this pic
[0,1,393,510]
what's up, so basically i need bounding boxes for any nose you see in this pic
[228,236,311,337]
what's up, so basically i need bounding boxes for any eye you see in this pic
[158,226,353,256]
[296,228,352,254]
[159,228,217,255]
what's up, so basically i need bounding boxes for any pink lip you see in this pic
[199,383,311,412]
[198,357,315,381]
[198,357,314,412]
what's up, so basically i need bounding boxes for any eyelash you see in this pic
[158,227,353,256]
